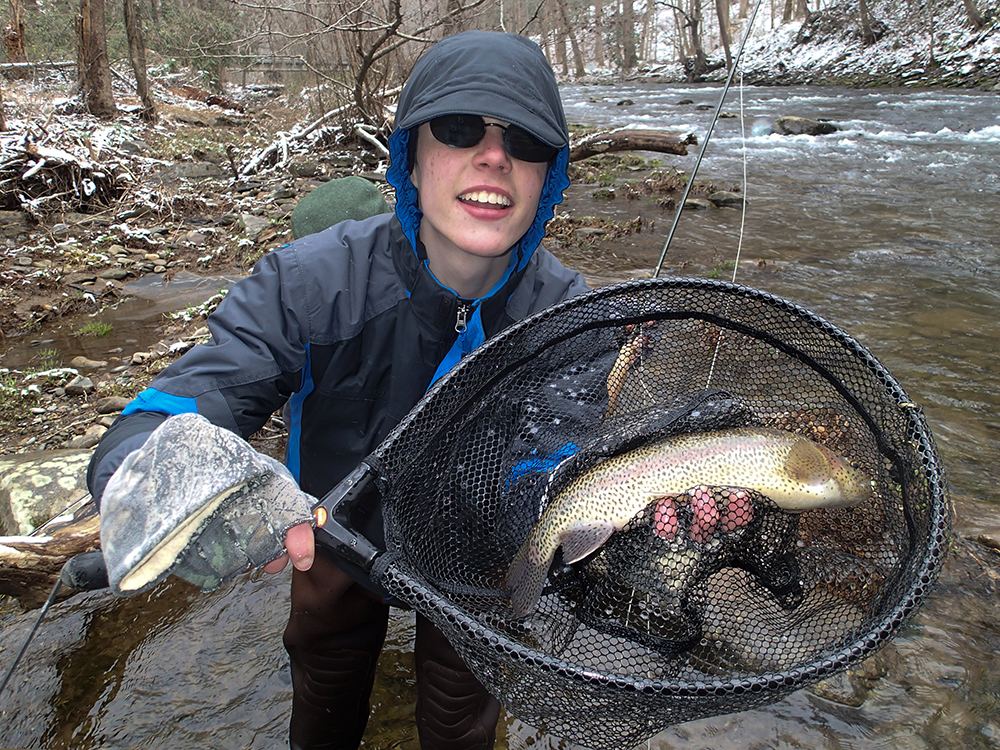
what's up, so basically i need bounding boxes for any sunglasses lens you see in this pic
[503,125,558,163]
[428,115,558,163]
[429,114,484,149]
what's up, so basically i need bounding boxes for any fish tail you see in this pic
[507,535,549,617]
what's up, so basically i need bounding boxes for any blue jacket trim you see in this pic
[429,306,487,386]
[121,388,198,417]
[507,442,580,488]
[285,343,314,482]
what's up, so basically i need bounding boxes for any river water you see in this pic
[1,83,999,749]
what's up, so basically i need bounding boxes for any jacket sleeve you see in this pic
[87,241,315,503]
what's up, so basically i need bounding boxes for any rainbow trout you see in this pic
[507,427,873,616]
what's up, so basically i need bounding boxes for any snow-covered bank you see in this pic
[625,2,1000,90]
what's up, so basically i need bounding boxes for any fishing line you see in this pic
[0,580,64,695]
[0,550,107,700]
[704,66,751,387]
[653,0,765,279]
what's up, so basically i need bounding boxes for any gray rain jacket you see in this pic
[87,31,589,575]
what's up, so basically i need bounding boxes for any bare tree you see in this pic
[593,0,606,68]
[124,0,156,121]
[620,0,638,70]
[715,0,732,69]
[960,0,984,29]
[4,0,29,79]
[554,0,585,77]
[78,0,117,117]
[858,0,876,44]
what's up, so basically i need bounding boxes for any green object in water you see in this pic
[290,175,390,239]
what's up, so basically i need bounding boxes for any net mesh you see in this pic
[364,278,950,750]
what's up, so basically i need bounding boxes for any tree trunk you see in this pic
[554,0,585,77]
[858,0,876,45]
[123,0,156,122]
[782,0,794,24]
[715,0,732,70]
[569,128,697,161]
[78,0,117,117]
[925,0,936,66]
[620,0,637,71]
[593,0,605,68]
[640,0,656,62]
[960,0,984,29]
[0,78,6,131]
[4,0,29,79]
[687,0,708,81]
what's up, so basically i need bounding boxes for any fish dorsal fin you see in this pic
[783,438,829,484]
[560,521,615,565]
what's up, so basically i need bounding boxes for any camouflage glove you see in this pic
[100,412,315,596]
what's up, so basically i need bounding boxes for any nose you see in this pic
[476,124,512,169]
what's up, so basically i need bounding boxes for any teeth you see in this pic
[460,190,511,206]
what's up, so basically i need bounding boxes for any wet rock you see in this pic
[683,197,715,210]
[809,669,869,707]
[677,98,694,105]
[977,533,1000,552]
[64,270,98,284]
[774,115,839,136]
[119,139,148,155]
[240,213,271,238]
[617,98,634,106]
[184,229,212,245]
[289,159,320,177]
[94,396,131,414]
[708,191,745,208]
[71,355,107,370]
[64,375,95,396]
[119,204,154,220]
[0,450,93,534]
[64,424,106,449]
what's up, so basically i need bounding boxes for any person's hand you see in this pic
[100,413,316,595]
[263,521,315,573]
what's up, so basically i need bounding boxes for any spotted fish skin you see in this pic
[507,427,873,616]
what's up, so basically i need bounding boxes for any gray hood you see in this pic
[386,31,570,273]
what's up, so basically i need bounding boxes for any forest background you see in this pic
[2,0,998,133]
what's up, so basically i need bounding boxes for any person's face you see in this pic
[410,117,549,288]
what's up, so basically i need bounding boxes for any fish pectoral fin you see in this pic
[560,521,615,564]
[783,439,828,483]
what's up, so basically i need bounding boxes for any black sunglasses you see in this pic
[428,114,558,163]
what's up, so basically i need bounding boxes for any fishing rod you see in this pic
[653,0,765,278]
[0,550,108,697]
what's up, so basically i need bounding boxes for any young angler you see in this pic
[88,30,588,750]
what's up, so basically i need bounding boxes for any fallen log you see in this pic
[0,495,100,609]
[569,128,697,162]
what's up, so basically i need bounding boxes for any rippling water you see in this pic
[2,84,999,750]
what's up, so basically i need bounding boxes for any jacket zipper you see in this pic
[455,302,470,334]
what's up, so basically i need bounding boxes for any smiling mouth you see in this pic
[459,190,512,208]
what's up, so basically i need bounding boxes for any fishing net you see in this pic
[322,278,951,750]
